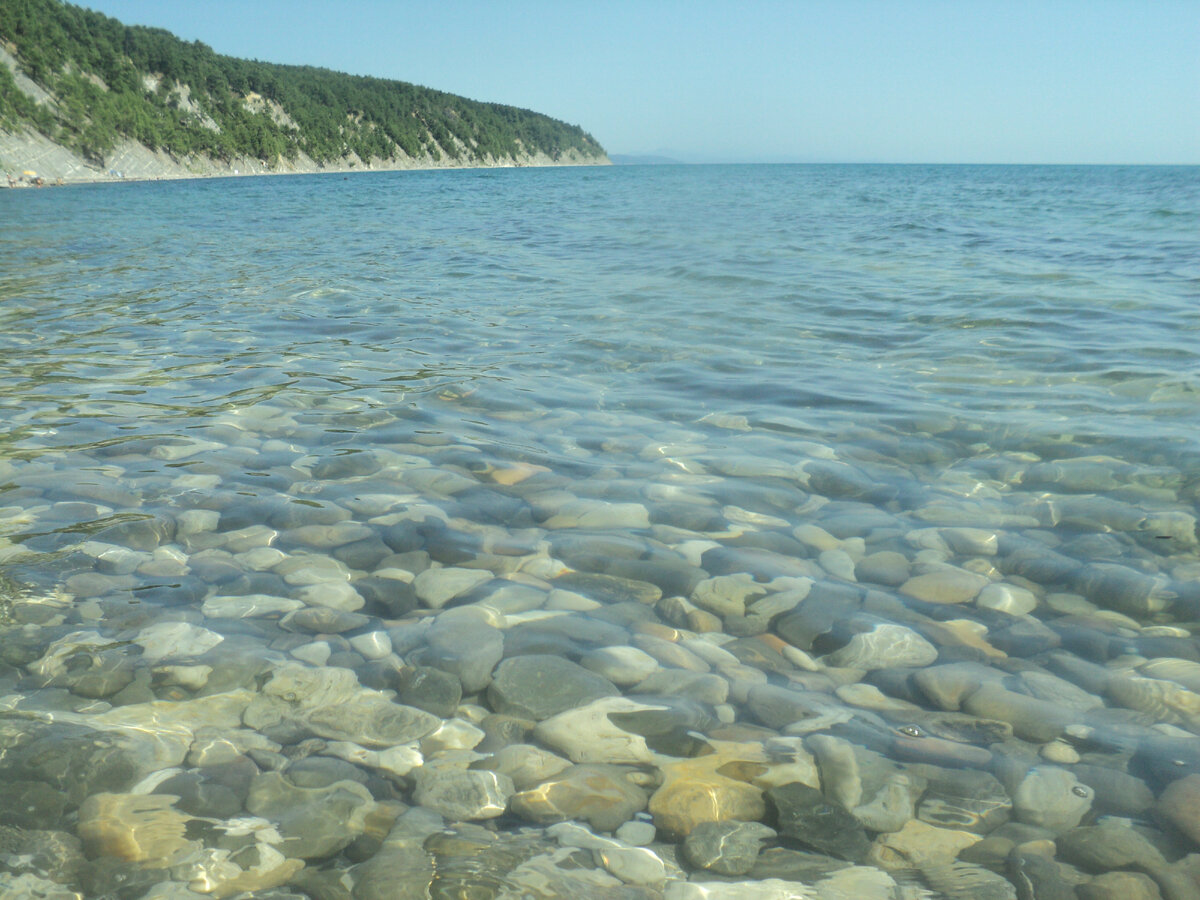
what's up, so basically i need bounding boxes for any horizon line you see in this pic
[609,158,1200,167]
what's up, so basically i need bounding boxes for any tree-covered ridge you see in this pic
[0,0,606,166]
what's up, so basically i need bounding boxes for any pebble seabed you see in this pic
[3,395,1200,900]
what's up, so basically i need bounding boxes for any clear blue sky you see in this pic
[82,0,1198,164]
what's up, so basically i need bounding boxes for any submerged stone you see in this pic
[413,566,492,608]
[682,820,777,875]
[77,792,198,868]
[900,569,990,605]
[412,766,513,821]
[1155,774,1200,845]
[245,771,374,859]
[487,654,620,721]
[1012,767,1092,833]
[822,623,939,670]
[416,607,504,693]
[649,743,770,838]
[581,645,660,686]
[765,782,870,862]
[918,768,1011,833]
[510,763,648,832]
[533,697,660,765]
[867,818,980,870]
[246,663,441,748]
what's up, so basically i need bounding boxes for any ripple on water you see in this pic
[1,164,1199,898]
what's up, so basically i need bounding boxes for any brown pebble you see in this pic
[1078,871,1162,900]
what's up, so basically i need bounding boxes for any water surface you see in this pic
[2,164,1199,899]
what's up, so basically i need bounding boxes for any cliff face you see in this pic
[0,1,609,184]
[0,124,609,186]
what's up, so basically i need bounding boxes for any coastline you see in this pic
[0,127,611,188]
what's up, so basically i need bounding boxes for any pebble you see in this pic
[1154,774,1200,844]
[1071,764,1153,817]
[186,842,304,897]
[818,548,858,581]
[348,630,393,660]
[692,573,767,618]
[547,821,668,885]
[1078,872,1164,900]
[912,662,996,710]
[394,665,463,718]
[616,820,657,846]
[289,640,332,667]
[1040,740,1080,764]
[822,623,939,670]
[1057,822,1165,873]
[1108,674,1200,731]
[633,668,730,704]
[176,509,220,537]
[976,582,1038,616]
[421,718,485,753]
[834,682,921,713]
[282,605,371,633]
[900,568,990,604]
[418,608,504,692]
[246,770,374,859]
[533,697,659,765]
[14,356,1200,900]
[963,684,1075,743]
[682,820,777,875]
[510,763,648,831]
[942,527,1000,556]
[134,622,224,663]
[867,818,980,869]
[487,654,620,720]
[855,551,911,586]
[1017,669,1105,712]
[75,793,197,867]
[632,633,712,672]
[1012,767,1092,832]
[472,743,567,789]
[596,843,669,887]
[412,566,493,608]
[152,662,213,691]
[854,773,917,833]
[202,593,304,618]
[544,499,651,530]
[28,630,137,698]
[248,663,441,748]
[808,734,863,810]
[412,765,513,821]
[766,782,870,862]
[664,878,816,900]
[1140,657,1200,692]
[650,746,769,837]
[326,740,423,777]
[1007,845,1081,900]
[919,768,1012,833]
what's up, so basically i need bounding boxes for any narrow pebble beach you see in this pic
[1,164,1199,900]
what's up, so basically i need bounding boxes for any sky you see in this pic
[80,0,1199,165]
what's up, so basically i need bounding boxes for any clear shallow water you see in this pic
[1,164,1200,899]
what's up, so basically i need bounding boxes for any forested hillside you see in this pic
[0,0,607,168]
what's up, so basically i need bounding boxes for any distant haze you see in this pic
[81,0,1199,165]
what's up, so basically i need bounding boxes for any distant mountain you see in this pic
[0,0,609,180]
[610,154,684,165]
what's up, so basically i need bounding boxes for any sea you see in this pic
[1,164,1199,899]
